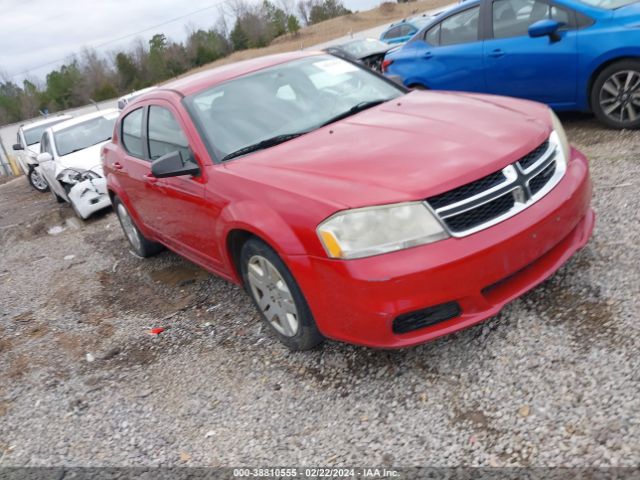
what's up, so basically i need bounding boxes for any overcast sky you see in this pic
[0,0,383,84]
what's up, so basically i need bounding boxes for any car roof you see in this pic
[49,108,120,133]
[160,51,323,97]
[22,114,73,131]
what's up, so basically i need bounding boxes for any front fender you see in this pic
[216,200,309,280]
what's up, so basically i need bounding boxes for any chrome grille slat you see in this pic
[425,137,566,237]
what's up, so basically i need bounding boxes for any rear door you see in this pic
[410,6,486,91]
[483,0,579,106]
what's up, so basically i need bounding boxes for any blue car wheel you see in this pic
[591,60,640,130]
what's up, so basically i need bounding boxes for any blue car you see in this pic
[383,0,640,128]
[379,15,433,44]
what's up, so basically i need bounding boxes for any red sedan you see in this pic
[102,51,594,350]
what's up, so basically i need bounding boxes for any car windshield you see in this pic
[576,0,636,7]
[23,118,69,146]
[341,39,389,56]
[184,55,403,161]
[54,114,118,156]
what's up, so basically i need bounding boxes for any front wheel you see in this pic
[113,196,163,257]
[28,166,49,192]
[241,239,324,351]
[591,60,640,129]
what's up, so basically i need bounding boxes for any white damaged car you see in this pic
[36,109,119,219]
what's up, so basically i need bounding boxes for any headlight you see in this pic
[57,168,101,185]
[317,202,448,259]
[550,110,570,162]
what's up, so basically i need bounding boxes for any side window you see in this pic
[493,0,574,39]
[399,24,416,37]
[383,26,402,40]
[147,106,194,164]
[121,108,144,158]
[425,24,440,45]
[440,7,480,46]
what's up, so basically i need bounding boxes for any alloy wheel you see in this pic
[246,254,299,337]
[116,203,142,252]
[30,169,48,191]
[599,70,640,124]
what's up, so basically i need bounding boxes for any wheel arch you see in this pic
[219,200,311,285]
[586,54,640,110]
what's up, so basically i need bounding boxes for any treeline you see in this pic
[0,0,351,125]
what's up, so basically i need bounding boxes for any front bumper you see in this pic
[286,147,594,348]
[68,177,111,219]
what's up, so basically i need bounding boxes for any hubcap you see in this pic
[117,203,142,252]
[599,70,640,124]
[247,255,299,337]
[30,169,48,191]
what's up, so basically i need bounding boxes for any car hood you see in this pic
[27,143,40,156]
[226,91,552,210]
[55,142,106,177]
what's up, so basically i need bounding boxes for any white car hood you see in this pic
[55,142,106,177]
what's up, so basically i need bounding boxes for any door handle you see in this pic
[113,162,124,170]
[144,173,158,184]
[489,49,505,58]
[423,51,433,59]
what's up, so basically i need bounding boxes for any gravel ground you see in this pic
[0,113,639,468]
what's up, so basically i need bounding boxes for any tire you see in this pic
[591,60,640,129]
[240,238,324,351]
[28,166,49,192]
[51,189,65,203]
[113,196,163,257]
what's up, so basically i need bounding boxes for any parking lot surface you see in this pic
[0,114,639,467]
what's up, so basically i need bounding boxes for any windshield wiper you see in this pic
[320,99,388,127]
[221,132,308,162]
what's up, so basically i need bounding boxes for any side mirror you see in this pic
[528,19,562,40]
[13,143,23,151]
[37,152,53,163]
[151,150,199,178]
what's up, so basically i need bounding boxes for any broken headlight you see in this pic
[56,168,101,185]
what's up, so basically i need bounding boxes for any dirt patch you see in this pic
[149,264,210,288]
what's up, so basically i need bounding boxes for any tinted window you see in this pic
[440,7,480,46]
[425,24,440,45]
[492,0,573,39]
[122,108,144,158]
[22,118,69,146]
[147,106,193,163]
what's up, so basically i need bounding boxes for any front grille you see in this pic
[426,138,563,237]
[392,301,461,334]
[428,171,506,209]
[529,161,556,195]
[518,140,549,170]
[443,194,515,232]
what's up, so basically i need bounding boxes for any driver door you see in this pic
[483,0,579,106]
[144,102,219,267]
